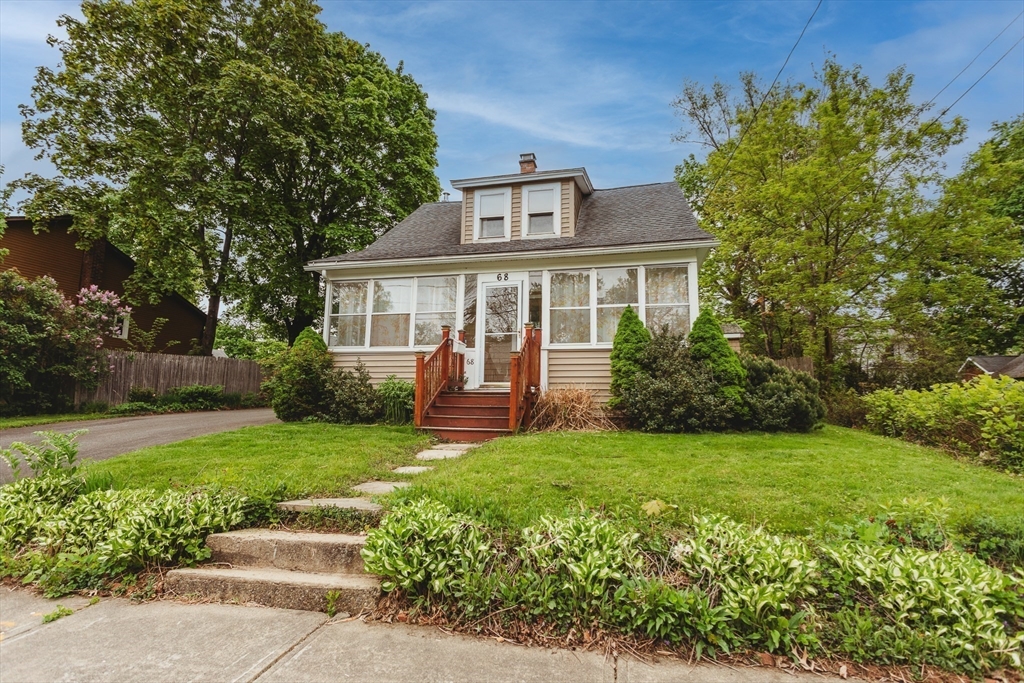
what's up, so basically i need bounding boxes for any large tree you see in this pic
[14,0,439,352]
[675,60,964,383]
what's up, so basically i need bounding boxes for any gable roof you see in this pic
[307,182,715,269]
[959,355,1024,378]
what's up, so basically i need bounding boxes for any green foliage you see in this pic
[42,605,74,623]
[377,375,415,425]
[214,318,286,360]
[15,0,439,352]
[126,317,179,353]
[742,356,825,432]
[294,327,327,352]
[327,363,379,425]
[822,389,869,428]
[0,271,129,416]
[264,339,336,422]
[956,515,1024,570]
[864,375,1024,471]
[608,306,650,407]
[1,429,85,479]
[688,309,746,400]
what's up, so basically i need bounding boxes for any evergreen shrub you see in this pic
[609,306,650,407]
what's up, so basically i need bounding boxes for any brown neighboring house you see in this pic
[958,355,1024,381]
[2,215,205,354]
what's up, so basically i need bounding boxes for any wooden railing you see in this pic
[509,323,542,432]
[414,326,461,427]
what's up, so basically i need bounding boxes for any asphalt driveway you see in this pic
[0,408,280,483]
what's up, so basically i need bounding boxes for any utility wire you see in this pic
[702,0,822,202]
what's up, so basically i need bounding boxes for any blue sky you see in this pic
[1,0,1022,204]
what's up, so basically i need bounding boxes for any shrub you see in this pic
[294,326,327,351]
[609,306,650,407]
[619,332,735,432]
[127,386,159,404]
[161,384,225,410]
[742,356,825,432]
[327,363,379,424]
[531,387,615,431]
[823,388,869,428]
[264,336,336,422]
[0,430,85,479]
[377,375,415,425]
[863,375,1024,471]
[108,401,158,416]
[0,272,129,416]
[688,309,746,406]
[955,515,1024,570]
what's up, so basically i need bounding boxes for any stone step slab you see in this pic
[393,466,433,474]
[415,449,465,461]
[433,443,478,451]
[277,498,382,513]
[207,530,367,574]
[166,566,380,614]
[352,481,409,495]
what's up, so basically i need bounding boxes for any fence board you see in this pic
[75,351,263,406]
[774,356,814,375]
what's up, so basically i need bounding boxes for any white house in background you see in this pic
[306,153,719,402]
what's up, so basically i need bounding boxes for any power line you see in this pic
[702,0,822,202]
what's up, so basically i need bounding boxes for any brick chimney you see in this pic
[519,152,537,174]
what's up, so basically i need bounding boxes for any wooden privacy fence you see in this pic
[774,356,814,375]
[75,351,263,407]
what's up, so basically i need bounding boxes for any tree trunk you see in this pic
[200,292,221,356]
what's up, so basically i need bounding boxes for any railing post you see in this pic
[440,326,451,390]
[509,351,521,432]
[457,329,466,388]
[414,351,426,427]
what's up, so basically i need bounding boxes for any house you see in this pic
[306,154,718,438]
[958,355,1024,381]
[2,215,206,354]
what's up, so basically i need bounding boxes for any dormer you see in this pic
[452,153,594,245]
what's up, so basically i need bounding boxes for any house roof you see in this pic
[308,182,715,268]
[450,167,594,194]
[959,355,1024,378]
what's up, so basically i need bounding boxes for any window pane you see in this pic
[329,315,366,347]
[527,188,553,213]
[370,313,410,346]
[550,271,590,308]
[597,306,628,344]
[646,305,690,335]
[528,213,554,234]
[484,333,515,383]
[549,309,590,344]
[645,266,689,305]
[414,312,456,346]
[479,192,504,217]
[373,279,412,313]
[463,277,477,349]
[484,285,519,334]
[481,217,504,238]
[330,281,367,315]
[529,272,542,327]
[597,268,637,305]
[417,276,457,312]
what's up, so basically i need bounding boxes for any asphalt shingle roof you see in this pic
[308,182,713,266]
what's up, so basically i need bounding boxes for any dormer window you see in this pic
[524,183,561,238]
[475,188,511,241]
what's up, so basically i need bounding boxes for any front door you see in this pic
[481,280,522,384]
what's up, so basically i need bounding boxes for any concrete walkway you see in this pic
[0,408,279,483]
[0,587,834,683]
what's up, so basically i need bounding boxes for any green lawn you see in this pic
[84,424,1024,534]
[86,423,431,495]
[0,412,118,430]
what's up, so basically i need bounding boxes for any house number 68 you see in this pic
[496,273,509,281]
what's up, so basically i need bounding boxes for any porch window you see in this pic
[645,265,690,335]
[549,270,590,344]
[328,281,368,347]
[596,268,638,343]
[370,278,413,346]
[414,276,457,345]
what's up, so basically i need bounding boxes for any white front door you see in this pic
[480,277,523,385]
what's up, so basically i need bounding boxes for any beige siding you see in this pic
[546,348,612,402]
[332,352,417,385]
[561,181,572,237]
[510,185,522,239]
[727,338,741,353]
[574,184,583,230]
[462,192,474,243]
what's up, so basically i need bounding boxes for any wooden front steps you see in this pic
[420,389,511,441]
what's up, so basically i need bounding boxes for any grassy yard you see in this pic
[86,423,431,496]
[0,412,118,430]
[84,424,1023,534]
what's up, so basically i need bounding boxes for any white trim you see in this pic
[521,182,562,240]
[321,269,331,347]
[687,261,699,330]
[452,168,594,195]
[306,239,720,272]
[473,187,512,242]
[479,277,524,386]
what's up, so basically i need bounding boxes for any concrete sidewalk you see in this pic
[0,587,834,683]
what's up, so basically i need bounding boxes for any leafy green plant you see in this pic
[328,363,379,424]
[42,605,74,623]
[0,429,85,479]
[377,375,415,425]
[609,305,650,407]
[741,356,825,432]
[864,374,1024,471]
[688,309,746,409]
[325,590,343,618]
[264,338,336,422]
[127,387,159,404]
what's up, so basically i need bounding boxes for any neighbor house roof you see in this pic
[307,182,716,269]
[959,355,1024,378]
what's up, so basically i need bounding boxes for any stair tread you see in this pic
[423,426,511,432]
[208,529,367,545]
[168,566,379,588]
[277,498,382,512]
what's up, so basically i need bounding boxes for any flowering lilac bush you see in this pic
[0,271,130,416]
